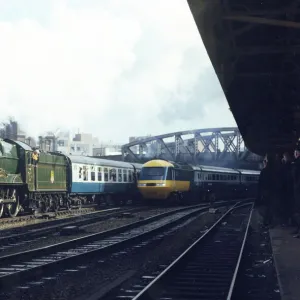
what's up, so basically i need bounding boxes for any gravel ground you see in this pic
[0,206,229,300]
[0,218,46,231]
[0,207,104,232]
[0,207,181,257]
[231,209,281,300]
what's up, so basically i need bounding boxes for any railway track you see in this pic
[0,206,152,251]
[0,206,97,226]
[0,204,216,290]
[110,202,253,300]
[0,199,244,243]
[0,199,249,233]
[0,201,133,226]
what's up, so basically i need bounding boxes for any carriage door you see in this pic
[171,168,176,190]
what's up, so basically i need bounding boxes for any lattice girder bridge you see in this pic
[122,127,262,167]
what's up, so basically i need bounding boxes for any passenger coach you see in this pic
[67,156,142,206]
[137,159,260,203]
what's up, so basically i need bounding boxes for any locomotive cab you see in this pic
[138,160,174,199]
[138,160,191,200]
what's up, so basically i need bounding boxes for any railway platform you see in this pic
[270,227,300,300]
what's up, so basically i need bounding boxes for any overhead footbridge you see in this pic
[187,0,300,155]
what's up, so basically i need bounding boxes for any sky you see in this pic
[0,0,236,144]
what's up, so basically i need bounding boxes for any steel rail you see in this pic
[0,204,211,288]
[130,202,252,300]
[226,204,254,299]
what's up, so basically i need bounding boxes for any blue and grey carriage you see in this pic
[66,156,143,206]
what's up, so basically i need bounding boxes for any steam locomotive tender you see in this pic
[0,138,142,217]
[137,159,260,203]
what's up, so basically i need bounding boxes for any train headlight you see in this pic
[156,183,166,187]
[138,183,146,187]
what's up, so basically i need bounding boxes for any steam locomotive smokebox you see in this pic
[60,226,82,236]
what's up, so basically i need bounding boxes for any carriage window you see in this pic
[83,166,88,181]
[104,168,108,182]
[212,174,215,180]
[78,166,82,179]
[98,167,102,181]
[91,166,95,181]
[128,170,133,182]
[123,169,128,182]
[118,169,122,182]
[110,169,116,182]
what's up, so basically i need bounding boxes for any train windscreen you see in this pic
[139,167,166,180]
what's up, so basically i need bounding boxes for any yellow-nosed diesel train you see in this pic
[137,159,260,203]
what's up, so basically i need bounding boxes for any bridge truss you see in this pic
[122,127,262,168]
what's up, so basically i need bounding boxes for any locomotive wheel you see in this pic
[105,194,114,206]
[97,195,105,207]
[171,193,180,204]
[38,201,49,214]
[77,199,82,209]
[209,193,216,207]
[50,200,59,212]
[48,196,58,213]
[66,200,72,211]
[6,189,20,217]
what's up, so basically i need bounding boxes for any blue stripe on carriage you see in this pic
[71,182,133,194]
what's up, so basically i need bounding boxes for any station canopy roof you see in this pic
[187,0,300,156]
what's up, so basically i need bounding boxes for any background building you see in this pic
[0,119,37,146]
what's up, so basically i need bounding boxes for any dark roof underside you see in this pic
[187,0,300,156]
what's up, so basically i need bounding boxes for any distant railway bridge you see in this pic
[104,127,263,170]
